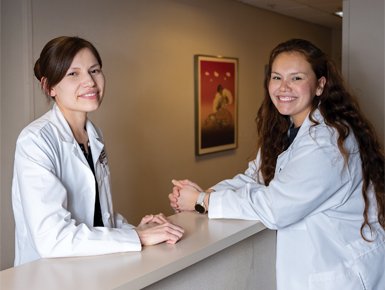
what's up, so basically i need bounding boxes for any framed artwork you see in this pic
[195,55,238,155]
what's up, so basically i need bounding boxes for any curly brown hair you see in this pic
[253,39,384,241]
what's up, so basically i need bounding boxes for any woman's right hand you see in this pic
[135,216,184,246]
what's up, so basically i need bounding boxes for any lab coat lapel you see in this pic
[296,109,324,140]
[86,120,104,168]
[66,141,90,168]
[276,109,324,174]
[50,103,90,168]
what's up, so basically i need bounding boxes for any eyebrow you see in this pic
[271,71,307,75]
[69,63,100,70]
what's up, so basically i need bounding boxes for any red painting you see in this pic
[195,55,238,155]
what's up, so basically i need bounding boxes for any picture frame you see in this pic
[194,55,238,155]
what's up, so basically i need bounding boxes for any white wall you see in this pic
[1,0,332,270]
[342,0,384,143]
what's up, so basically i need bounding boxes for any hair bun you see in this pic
[34,58,42,81]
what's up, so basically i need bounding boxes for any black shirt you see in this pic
[79,142,104,227]
[289,125,301,146]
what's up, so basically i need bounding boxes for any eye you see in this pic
[67,72,76,76]
[293,77,302,80]
[271,76,281,80]
[90,68,101,74]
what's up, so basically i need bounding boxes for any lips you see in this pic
[78,91,99,99]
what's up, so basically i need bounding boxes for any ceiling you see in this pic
[235,0,343,29]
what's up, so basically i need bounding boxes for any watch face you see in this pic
[194,204,206,214]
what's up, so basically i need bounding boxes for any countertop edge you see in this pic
[116,221,267,290]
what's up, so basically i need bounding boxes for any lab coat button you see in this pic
[104,213,110,219]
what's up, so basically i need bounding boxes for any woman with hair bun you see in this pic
[12,36,184,267]
[169,39,384,289]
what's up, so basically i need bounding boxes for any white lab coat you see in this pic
[209,110,385,290]
[12,103,141,267]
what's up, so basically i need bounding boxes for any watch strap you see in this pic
[197,192,206,205]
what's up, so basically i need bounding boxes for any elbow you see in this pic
[34,238,64,258]
[256,209,295,230]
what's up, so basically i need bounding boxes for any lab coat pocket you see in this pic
[308,266,365,290]
[347,234,385,290]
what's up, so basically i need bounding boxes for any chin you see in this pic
[84,102,101,113]
[276,107,294,117]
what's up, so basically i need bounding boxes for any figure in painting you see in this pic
[206,84,233,129]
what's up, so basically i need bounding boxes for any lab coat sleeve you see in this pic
[14,132,141,258]
[114,212,136,230]
[208,131,352,229]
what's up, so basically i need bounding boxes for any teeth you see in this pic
[84,93,96,97]
[278,96,296,101]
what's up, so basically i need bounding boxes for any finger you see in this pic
[170,201,178,208]
[138,214,153,226]
[170,202,178,209]
[172,179,184,188]
[172,186,181,198]
[162,224,184,241]
[170,199,178,206]
[169,193,178,203]
[165,227,184,244]
[170,206,181,213]
[148,223,184,245]
[187,180,203,191]
[166,235,181,244]
[180,179,203,191]
[164,222,184,234]
[152,214,168,224]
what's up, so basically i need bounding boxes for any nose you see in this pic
[279,80,291,92]
[83,73,96,87]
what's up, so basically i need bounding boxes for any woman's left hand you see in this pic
[138,213,169,227]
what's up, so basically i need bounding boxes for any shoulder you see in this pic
[16,110,61,155]
[18,110,56,140]
[302,111,358,152]
[292,113,359,161]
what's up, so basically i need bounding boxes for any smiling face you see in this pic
[268,52,326,127]
[50,48,105,117]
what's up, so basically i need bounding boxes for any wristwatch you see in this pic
[194,192,207,214]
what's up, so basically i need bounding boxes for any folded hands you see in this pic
[169,179,214,213]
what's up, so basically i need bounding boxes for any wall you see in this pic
[342,0,384,143]
[332,28,342,72]
[1,0,35,271]
[1,0,332,270]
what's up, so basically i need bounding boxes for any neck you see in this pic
[56,104,88,144]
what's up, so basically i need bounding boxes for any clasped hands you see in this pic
[135,179,212,247]
[168,179,214,213]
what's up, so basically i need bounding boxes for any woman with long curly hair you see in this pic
[169,39,385,289]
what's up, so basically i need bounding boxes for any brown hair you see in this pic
[34,36,102,100]
[254,38,384,241]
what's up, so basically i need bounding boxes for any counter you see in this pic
[0,212,276,290]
